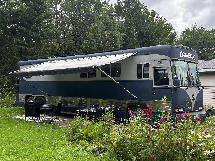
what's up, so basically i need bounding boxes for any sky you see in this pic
[109,0,215,36]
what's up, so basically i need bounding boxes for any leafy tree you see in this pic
[178,24,215,60]
[114,0,177,48]
[0,0,53,76]
[51,0,123,56]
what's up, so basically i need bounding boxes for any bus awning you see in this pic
[10,53,135,77]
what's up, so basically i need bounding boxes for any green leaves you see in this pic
[114,0,176,48]
[178,24,215,60]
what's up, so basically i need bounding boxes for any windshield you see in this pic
[171,61,201,87]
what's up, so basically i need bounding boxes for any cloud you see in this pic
[109,0,215,36]
[141,0,215,35]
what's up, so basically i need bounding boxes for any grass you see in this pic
[0,107,99,161]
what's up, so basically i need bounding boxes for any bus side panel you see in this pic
[18,80,153,101]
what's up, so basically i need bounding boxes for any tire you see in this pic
[35,96,46,104]
[26,97,34,102]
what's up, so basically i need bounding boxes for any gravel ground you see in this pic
[12,115,74,127]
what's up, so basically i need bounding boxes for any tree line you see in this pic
[0,0,214,89]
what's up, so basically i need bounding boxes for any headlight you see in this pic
[179,108,184,112]
[199,107,203,110]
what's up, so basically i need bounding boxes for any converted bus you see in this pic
[10,45,205,118]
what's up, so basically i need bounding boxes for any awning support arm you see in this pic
[95,66,137,99]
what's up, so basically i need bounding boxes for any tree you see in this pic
[178,24,215,60]
[0,0,54,76]
[51,0,124,56]
[114,0,177,48]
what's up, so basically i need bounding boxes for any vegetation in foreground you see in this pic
[1,92,215,161]
[67,108,215,161]
[0,107,99,161]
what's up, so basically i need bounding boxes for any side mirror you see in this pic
[173,78,180,87]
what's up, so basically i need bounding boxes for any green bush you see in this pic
[0,75,15,108]
[67,108,215,161]
[0,91,15,108]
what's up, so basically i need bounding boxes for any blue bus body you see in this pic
[13,45,204,116]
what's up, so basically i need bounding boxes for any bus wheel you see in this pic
[35,97,46,104]
[26,97,34,102]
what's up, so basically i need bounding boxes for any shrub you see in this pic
[0,91,15,108]
[67,108,215,160]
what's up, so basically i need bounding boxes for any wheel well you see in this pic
[25,95,34,102]
[35,96,46,104]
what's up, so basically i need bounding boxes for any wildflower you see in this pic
[165,110,168,113]
[165,115,168,117]
[193,142,196,147]
[177,120,180,123]
[170,116,174,119]
[147,135,150,138]
[184,142,188,145]
[92,145,97,148]
[160,118,165,122]
[111,119,115,122]
[202,115,205,118]
[185,114,190,119]
[157,125,160,128]
[106,119,109,122]
[176,142,179,145]
[197,118,201,121]
[137,104,140,107]
[175,126,178,128]
[128,108,130,110]
[193,123,196,126]
[205,131,208,134]
[193,119,196,122]
[151,156,155,160]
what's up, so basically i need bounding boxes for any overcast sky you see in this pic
[109,0,215,36]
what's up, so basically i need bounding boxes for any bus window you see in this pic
[154,69,169,86]
[143,63,149,78]
[80,68,96,78]
[137,64,142,79]
[80,73,87,78]
[88,68,96,78]
[101,64,110,77]
[111,63,121,77]
[137,63,149,79]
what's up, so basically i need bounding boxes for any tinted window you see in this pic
[88,68,96,78]
[154,69,169,85]
[143,63,149,78]
[101,64,110,77]
[137,64,142,79]
[111,63,121,77]
[80,73,87,78]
